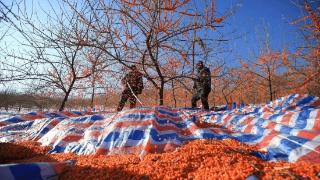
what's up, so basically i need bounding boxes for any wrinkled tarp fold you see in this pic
[0,94,319,179]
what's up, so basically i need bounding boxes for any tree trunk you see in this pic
[90,72,96,109]
[171,80,177,108]
[267,68,273,102]
[212,85,216,107]
[222,89,229,104]
[159,80,165,105]
[59,80,76,111]
[104,89,108,110]
[59,91,70,111]
[90,82,95,109]
[184,89,187,108]
[269,81,273,102]
[192,30,196,73]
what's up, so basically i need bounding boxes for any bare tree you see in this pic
[0,1,20,82]
[3,0,100,111]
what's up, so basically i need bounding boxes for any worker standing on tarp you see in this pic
[117,65,144,111]
[191,61,211,110]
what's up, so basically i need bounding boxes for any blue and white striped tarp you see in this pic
[0,161,74,180]
[0,94,319,179]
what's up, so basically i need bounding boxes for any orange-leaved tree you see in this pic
[65,0,225,105]
[289,2,320,96]
[241,47,287,102]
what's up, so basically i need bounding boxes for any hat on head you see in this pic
[196,61,204,68]
[197,61,204,65]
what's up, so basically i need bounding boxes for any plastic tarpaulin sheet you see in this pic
[0,94,319,177]
[0,161,74,180]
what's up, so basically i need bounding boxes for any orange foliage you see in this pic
[121,0,140,7]
[213,17,224,24]
[178,10,197,17]
[211,0,214,18]
[180,51,188,63]
[162,0,191,11]
[287,2,320,96]
[304,3,320,39]
[167,58,181,68]
[281,49,288,65]
[82,68,92,77]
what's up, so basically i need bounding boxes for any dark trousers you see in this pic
[191,88,210,110]
[117,89,137,111]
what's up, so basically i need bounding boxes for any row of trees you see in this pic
[0,89,58,111]
[0,0,319,111]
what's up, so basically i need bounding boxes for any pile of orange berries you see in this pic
[1,140,319,179]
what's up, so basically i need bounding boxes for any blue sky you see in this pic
[1,0,316,74]
[0,0,317,92]
[2,0,312,65]
[213,0,310,66]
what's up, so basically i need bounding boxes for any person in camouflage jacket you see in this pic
[191,61,211,110]
[117,65,144,111]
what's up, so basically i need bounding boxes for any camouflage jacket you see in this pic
[122,70,144,94]
[193,67,211,91]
